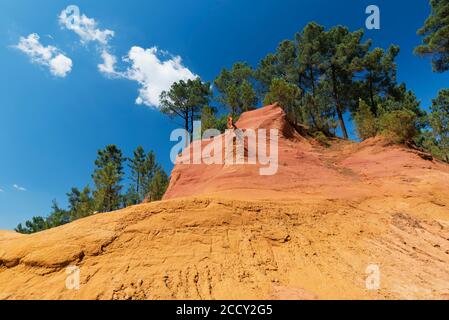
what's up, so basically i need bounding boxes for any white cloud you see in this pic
[15,33,73,77]
[98,50,119,76]
[0,188,4,192]
[99,46,197,108]
[59,7,120,80]
[13,184,27,192]
[58,5,197,108]
[50,54,73,77]
[59,6,114,45]
[123,47,197,107]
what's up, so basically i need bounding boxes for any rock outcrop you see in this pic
[1,105,449,300]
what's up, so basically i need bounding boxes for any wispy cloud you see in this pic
[0,188,4,193]
[59,6,114,45]
[59,5,198,108]
[59,6,120,81]
[12,5,197,108]
[14,33,73,77]
[98,50,120,77]
[13,184,27,192]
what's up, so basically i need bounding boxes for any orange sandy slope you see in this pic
[1,105,448,300]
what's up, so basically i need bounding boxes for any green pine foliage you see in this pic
[354,100,378,140]
[313,131,330,147]
[214,62,258,116]
[147,167,169,202]
[92,145,125,213]
[415,0,449,72]
[263,78,302,122]
[67,186,95,220]
[128,146,160,202]
[358,45,400,115]
[160,77,211,140]
[185,22,427,144]
[15,145,169,234]
[15,217,47,234]
[379,110,419,144]
[421,89,449,161]
[199,106,230,134]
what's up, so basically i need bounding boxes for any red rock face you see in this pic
[163,104,326,200]
[164,104,449,201]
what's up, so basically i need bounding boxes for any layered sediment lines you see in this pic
[1,105,449,300]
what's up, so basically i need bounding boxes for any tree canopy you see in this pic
[160,77,211,140]
[426,89,449,161]
[415,0,449,72]
[214,62,258,116]
[16,145,169,234]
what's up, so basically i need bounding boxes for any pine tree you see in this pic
[415,0,449,72]
[214,62,258,116]
[46,200,70,228]
[320,26,370,139]
[188,78,212,138]
[92,145,125,212]
[255,53,280,94]
[24,216,47,233]
[255,40,301,98]
[160,80,191,140]
[296,22,327,129]
[147,166,169,202]
[428,89,449,161]
[359,45,400,115]
[274,40,299,84]
[354,100,378,140]
[240,80,257,112]
[15,145,170,233]
[123,185,140,207]
[379,110,418,144]
[380,84,426,129]
[200,106,219,133]
[129,146,146,202]
[200,106,229,133]
[15,216,48,234]
[160,77,211,141]
[15,223,28,234]
[140,150,156,199]
[297,22,325,99]
[263,78,302,122]
[67,186,94,219]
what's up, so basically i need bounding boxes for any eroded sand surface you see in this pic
[1,105,448,300]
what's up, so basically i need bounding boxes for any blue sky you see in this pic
[0,0,448,229]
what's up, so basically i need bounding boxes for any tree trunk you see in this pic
[331,66,349,139]
[136,172,140,203]
[190,109,194,142]
[305,64,319,130]
[184,112,189,147]
[369,73,376,115]
[310,64,316,97]
[336,104,348,139]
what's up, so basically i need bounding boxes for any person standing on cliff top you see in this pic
[227,115,237,130]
